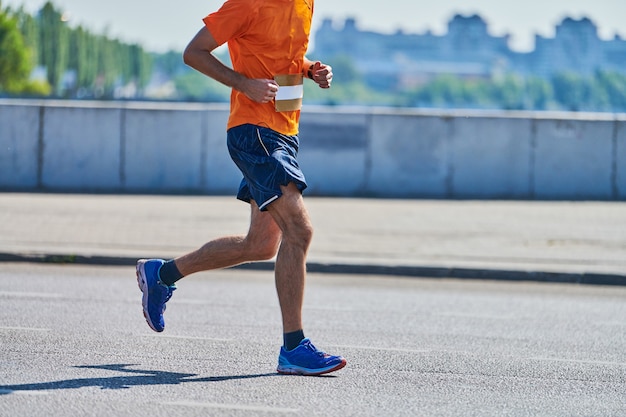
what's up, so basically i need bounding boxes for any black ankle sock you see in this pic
[158,260,183,286]
[283,329,305,351]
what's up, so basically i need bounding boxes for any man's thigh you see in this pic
[266,182,312,233]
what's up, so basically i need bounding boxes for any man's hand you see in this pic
[241,78,280,103]
[310,61,333,89]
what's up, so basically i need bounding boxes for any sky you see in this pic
[3,0,625,53]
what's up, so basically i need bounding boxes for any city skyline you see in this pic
[313,14,626,96]
[2,0,625,53]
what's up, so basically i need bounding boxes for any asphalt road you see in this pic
[2,263,625,417]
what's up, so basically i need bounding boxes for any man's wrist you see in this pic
[302,61,315,80]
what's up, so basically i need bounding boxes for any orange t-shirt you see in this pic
[203,0,314,136]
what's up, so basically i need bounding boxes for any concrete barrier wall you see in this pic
[618,120,626,200]
[1,99,624,200]
[0,104,40,188]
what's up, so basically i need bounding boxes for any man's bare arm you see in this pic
[183,27,279,103]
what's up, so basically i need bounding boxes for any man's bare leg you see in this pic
[171,183,310,334]
[269,183,347,375]
[266,182,314,334]
[138,200,281,332]
[174,200,282,276]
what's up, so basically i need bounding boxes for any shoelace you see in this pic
[158,285,176,314]
[303,340,327,357]
[164,285,176,303]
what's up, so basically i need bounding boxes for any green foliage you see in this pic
[174,69,230,102]
[545,71,626,112]
[168,49,233,101]
[524,77,553,110]
[11,6,39,67]
[491,75,526,110]
[38,1,68,92]
[154,50,184,78]
[326,54,361,85]
[398,71,626,112]
[3,0,153,98]
[551,72,588,111]
[0,3,31,93]
[302,54,392,106]
[19,79,52,96]
[596,71,626,110]
[304,79,388,106]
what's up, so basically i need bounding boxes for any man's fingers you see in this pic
[312,61,323,73]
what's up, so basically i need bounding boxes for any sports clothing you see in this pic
[136,259,177,332]
[203,0,314,135]
[277,338,347,376]
[227,124,307,210]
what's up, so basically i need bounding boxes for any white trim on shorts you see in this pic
[259,195,279,211]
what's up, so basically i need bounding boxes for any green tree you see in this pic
[595,71,626,112]
[0,3,31,93]
[304,77,390,106]
[327,54,361,85]
[524,77,553,110]
[552,72,589,111]
[38,1,69,93]
[12,6,39,67]
[174,69,230,102]
[68,26,90,92]
[154,50,182,78]
[405,75,467,108]
[488,75,525,110]
[82,31,100,94]
[129,43,153,92]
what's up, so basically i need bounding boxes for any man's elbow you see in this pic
[183,28,218,68]
[182,46,195,67]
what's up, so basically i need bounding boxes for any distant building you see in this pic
[313,15,626,90]
[526,17,625,78]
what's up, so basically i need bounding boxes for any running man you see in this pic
[136,0,346,376]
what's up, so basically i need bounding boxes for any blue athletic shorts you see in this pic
[227,124,308,211]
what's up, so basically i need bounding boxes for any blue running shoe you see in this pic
[136,259,176,332]
[277,338,347,376]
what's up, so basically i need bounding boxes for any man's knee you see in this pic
[269,182,314,246]
[283,218,313,249]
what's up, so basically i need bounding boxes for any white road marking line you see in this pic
[332,344,433,354]
[162,401,298,413]
[0,291,63,298]
[530,357,626,367]
[140,334,233,342]
[0,326,51,332]
[0,389,49,396]
[435,312,516,320]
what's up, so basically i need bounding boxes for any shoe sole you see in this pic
[277,358,347,376]
[136,259,162,332]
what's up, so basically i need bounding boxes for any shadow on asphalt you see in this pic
[0,364,279,394]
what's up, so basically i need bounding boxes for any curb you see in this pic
[2,251,625,287]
